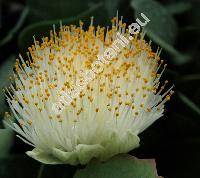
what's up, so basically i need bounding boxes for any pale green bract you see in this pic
[27,131,139,165]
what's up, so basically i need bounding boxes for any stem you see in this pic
[37,164,45,178]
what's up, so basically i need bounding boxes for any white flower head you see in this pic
[5,16,173,165]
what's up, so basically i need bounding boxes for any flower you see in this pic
[5,16,173,165]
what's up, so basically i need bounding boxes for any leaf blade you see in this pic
[74,154,161,178]
[0,7,29,47]
[178,92,200,116]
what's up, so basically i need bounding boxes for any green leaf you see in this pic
[0,154,39,178]
[131,0,190,65]
[131,0,177,45]
[178,92,200,116]
[18,2,104,50]
[27,0,89,22]
[0,7,29,47]
[166,2,192,15]
[74,154,161,178]
[0,129,14,158]
[0,114,15,157]
[0,154,76,178]
[0,56,15,117]
[104,0,121,18]
[27,0,109,23]
[146,31,190,65]
[179,74,200,82]
[187,2,200,28]
[0,56,15,156]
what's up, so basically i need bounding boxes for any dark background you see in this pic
[0,0,200,177]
